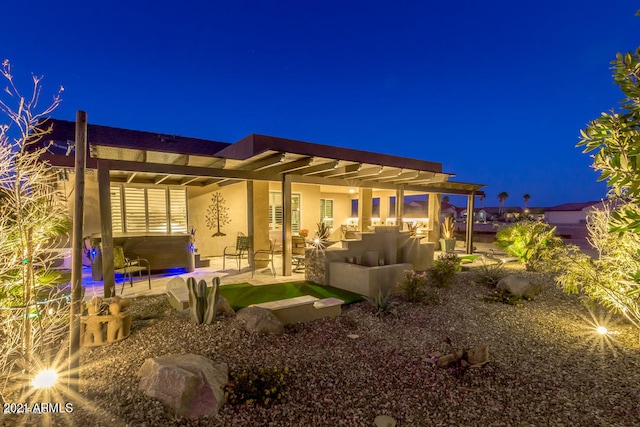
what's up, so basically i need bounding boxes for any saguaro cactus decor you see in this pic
[186,277,221,324]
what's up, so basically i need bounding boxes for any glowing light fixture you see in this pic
[596,326,608,335]
[32,369,58,389]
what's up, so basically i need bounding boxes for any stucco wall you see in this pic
[546,210,588,224]
[188,182,248,257]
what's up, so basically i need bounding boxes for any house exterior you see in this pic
[545,201,605,224]
[43,118,485,295]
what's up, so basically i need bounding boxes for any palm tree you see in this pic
[497,192,509,218]
[523,193,531,210]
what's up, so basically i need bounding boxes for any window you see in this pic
[269,191,300,233]
[111,184,187,233]
[320,198,334,229]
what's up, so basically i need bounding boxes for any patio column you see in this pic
[395,186,405,230]
[465,191,476,254]
[358,188,372,232]
[427,193,441,245]
[247,180,270,267]
[379,194,390,225]
[282,175,293,276]
[97,159,115,297]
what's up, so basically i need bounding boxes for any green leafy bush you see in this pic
[399,270,428,302]
[495,220,564,270]
[553,203,640,329]
[428,252,461,288]
[224,366,288,406]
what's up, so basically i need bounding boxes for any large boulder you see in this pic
[497,275,542,299]
[137,354,228,419]
[236,306,284,335]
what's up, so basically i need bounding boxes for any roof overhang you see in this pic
[43,119,486,196]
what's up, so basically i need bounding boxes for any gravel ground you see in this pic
[4,265,640,427]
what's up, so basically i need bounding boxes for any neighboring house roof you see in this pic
[42,119,486,196]
[545,201,603,212]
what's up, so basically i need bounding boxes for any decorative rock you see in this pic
[375,414,397,427]
[166,276,186,293]
[467,345,490,367]
[137,354,228,419]
[216,295,235,315]
[497,275,542,299]
[236,307,284,335]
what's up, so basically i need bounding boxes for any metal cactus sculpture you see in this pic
[186,276,221,324]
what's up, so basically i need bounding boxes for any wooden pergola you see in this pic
[44,119,485,296]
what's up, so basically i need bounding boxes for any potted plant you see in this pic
[439,217,456,252]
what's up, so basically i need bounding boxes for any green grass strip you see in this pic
[219,281,364,310]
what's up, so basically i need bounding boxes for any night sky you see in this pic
[4,1,639,208]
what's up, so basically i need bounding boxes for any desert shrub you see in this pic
[428,252,461,288]
[472,261,507,288]
[400,270,427,302]
[482,288,526,306]
[224,366,288,406]
[495,220,564,270]
[553,203,640,329]
[366,288,398,317]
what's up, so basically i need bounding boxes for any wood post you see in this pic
[69,110,86,391]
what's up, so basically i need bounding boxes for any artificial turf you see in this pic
[218,281,364,310]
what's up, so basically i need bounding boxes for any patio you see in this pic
[81,253,307,300]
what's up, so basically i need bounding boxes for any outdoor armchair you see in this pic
[223,234,251,271]
[252,239,276,278]
[113,246,151,295]
[291,235,306,272]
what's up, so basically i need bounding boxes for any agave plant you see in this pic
[314,222,332,242]
[441,217,455,240]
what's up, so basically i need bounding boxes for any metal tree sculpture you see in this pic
[205,192,230,237]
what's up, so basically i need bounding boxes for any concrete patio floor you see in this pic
[81,253,306,300]
[80,241,503,301]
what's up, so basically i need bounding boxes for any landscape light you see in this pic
[32,369,58,389]
[596,326,608,335]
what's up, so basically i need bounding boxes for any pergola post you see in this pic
[395,185,405,229]
[97,159,115,297]
[465,191,476,254]
[282,175,293,276]
[358,188,372,231]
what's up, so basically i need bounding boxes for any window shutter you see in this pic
[147,188,167,232]
[124,187,147,232]
[110,186,123,233]
[169,188,187,233]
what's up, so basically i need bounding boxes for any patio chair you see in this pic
[223,233,251,271]
[113,246,151,295]
[252,239,276,278]
[291,235,306,272]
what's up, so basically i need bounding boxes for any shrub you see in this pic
[553,203,640,329]
[366,288,398,317]
[495,220,564,270]
[224,366,288,406]
[482,288,526,306]
[428,252,461,288]
[472,261,507,289]
[400,270,427,302]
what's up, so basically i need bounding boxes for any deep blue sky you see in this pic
[4,1,639,208]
